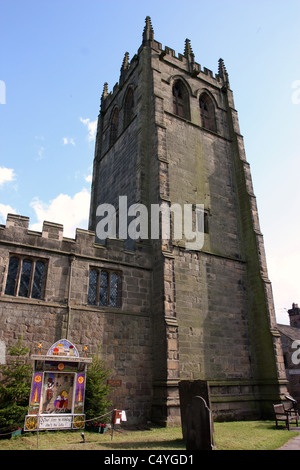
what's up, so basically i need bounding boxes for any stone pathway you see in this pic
[278,427,300,450]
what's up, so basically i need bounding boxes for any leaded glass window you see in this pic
[99,271,108,306]
[4,256,46,299]
[110,273,119,307]
[87,268,120,308]
[5,256,19,296]
[18,259,32,297]
[32,261,45,299]
[87,269,98,305]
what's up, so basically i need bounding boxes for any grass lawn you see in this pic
[0,420,298,451]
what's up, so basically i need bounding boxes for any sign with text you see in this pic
[39,415,73,429]
[24,414,85,431]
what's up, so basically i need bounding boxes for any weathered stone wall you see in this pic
[0,214,153,422]
[148,36,288,420]
[174,249,251,380]
[89,60,140,241]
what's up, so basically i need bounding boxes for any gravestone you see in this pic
[179,380,212,441]
[185,396,213,451]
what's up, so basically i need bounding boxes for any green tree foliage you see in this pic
[0,337,32,433]
[84,348,112,424]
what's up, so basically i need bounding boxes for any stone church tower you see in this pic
[0,17,288,425]
[88,17,288,421]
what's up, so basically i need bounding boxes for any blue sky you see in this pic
[0,0,299,324]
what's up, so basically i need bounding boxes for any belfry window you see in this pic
[5,256,47,299]
[88,268,120,308]
[172,80,190,119]
[199,93,217,132]
[110,107,119,145]
[124,87,134,128]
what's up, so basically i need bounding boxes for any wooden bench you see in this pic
[273,404,299,430]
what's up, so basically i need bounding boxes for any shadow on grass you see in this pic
[98,438,186,450]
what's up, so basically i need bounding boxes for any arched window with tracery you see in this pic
[199,92,217,132]
[110,107,119,145]
[124,87,134,128]
[172,80,190,119]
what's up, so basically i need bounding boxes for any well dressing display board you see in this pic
[24,339,92,431]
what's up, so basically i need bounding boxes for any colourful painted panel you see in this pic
[42,372,75,414]
[47,339,79,357]
[28,372,43,414]
[74,373,85,413]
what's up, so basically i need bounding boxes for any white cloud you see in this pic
[85,174,92,183]
[62,137,75,146]
[0,167,15,187]
[0,203,16,224]
[80,117,97,141]
[30,188,91,238]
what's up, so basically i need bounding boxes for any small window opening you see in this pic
[110,107,119,145]
[124,87,134,128]
[172,80,190,119]
[199,93,217,132]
